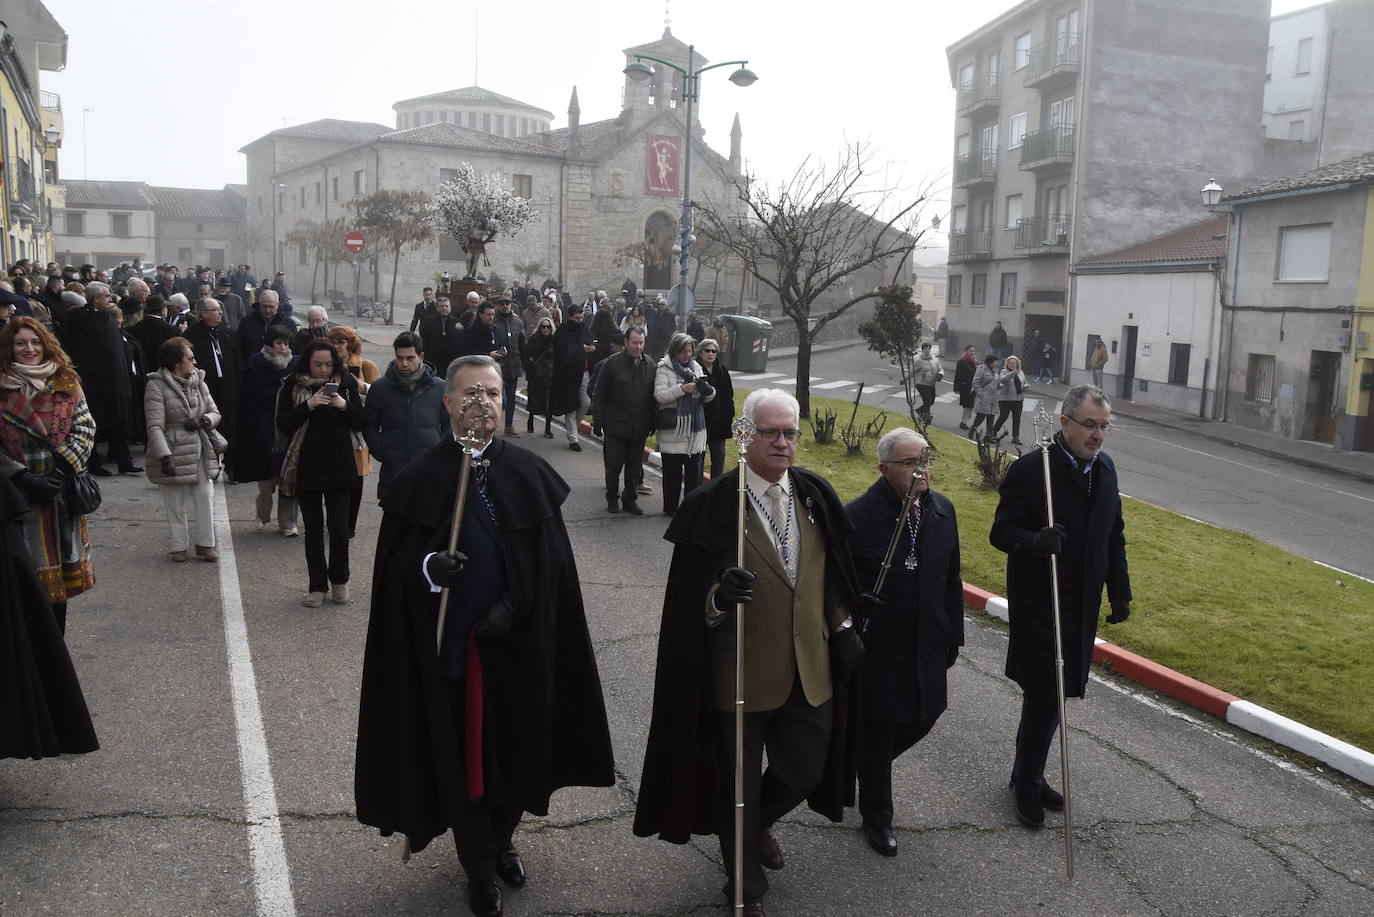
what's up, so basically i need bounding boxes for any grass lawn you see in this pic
[720,387,1374,753]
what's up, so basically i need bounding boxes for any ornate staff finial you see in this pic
[458,382,490,452]
[1033,406,1056,448]
[732,416,757,457]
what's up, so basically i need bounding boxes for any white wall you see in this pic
[53,206,156,267]
[1264,5,1328,141]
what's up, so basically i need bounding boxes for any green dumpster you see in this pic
[721,315,772,372]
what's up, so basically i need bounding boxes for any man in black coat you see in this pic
[418,295,461,379]
[491,294,525,437]
[548,306,592,451]
[186,299,242,479]
[845,428,963,857]
[236,290,292,356]
[990,384,1131,830]
[129,295,178,369]
[355,356,614,917]
[634,388,865,915]
[953,344,978,429]
[408,286,437,332]
[590,326,654,515]
[58,283,138,475]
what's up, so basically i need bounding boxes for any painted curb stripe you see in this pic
[1092,641,1238,719]
[1227,701,1374,786]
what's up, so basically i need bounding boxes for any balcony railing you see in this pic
[953,150,999,187]
[1014,214,1071,251]
[956,72,1000,115]
[7,158,41,218]
[39,90,61,112]
[1025,33,1081,87]
[948,227,995,263]
[1019,122,1075,170]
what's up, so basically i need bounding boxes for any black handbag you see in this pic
[656,406,679,429]
[52,451,102,516]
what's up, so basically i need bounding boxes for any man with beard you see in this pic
[634,389,865,916]
[548,303,593,452]
[186,297,242,477]
[844,427,962,856]
[991,384,1131,830]
[57,283,139,475]
[355,355,614,917]
[362,331,447,500]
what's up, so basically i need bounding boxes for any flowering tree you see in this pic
[426,164,539,280]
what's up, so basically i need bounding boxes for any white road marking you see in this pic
[1112,425,1374,505]
[860,384,894,393]
[214,485,298,917]
[733,372,786,382]
[935,392,959,403]
[813,379,858,390]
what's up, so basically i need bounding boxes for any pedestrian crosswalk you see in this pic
[731,370,1046,417]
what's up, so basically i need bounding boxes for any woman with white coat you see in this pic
[967,353,1001,441]
[653,332,714,515]
[145,336,223,561]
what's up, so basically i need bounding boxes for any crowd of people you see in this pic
[3,256,1133,917]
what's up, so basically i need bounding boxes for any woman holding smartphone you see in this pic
[276,339,365,607]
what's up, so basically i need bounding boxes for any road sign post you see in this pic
[344,232,365,321]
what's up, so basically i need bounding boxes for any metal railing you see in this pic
[7,158,41,220]
[39,90,61,111]
[956,72,1000,112]
[948,227,995,262]
[1026,33,1081,83]
[1014,214,1071,250]
[1019,123,1075,166]
[954,150,999,185]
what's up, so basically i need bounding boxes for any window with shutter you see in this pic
[1277,224,1331,282]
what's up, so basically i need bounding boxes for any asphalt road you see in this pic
[758,343,1374,580]
[2,339,1372,916]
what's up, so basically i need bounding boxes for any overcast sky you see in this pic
[42,0,1310,260]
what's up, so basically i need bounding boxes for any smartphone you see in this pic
[323,382,339,396]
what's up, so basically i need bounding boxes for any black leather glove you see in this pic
[159,456,176,478]
[1107,600,1131,624]
[695,379,714,399]
[425,550,468,588]
[13,469,63,503]
[183,418,201,431]
[1031,522,1067,556]
[946,646,960,669]
[478,594,515,638]
[713,566,756,611]
[830,626,864,680]
[859,591,886,621]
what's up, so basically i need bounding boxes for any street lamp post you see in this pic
[624,48,756,321]
[270,181,285,275]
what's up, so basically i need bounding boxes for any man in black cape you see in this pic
[990,384,1131,830]
[355,355,614,917]
[186,298,241,479]
[634,388,864,916]
[844,427,963,857]
[57,283,138,475]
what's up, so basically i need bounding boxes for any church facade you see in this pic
[240,29,748,307]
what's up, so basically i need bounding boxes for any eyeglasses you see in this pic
[755,428,800,443]
[888,456,934,471]
[1065,415,1114,433]
[700,348,718,354]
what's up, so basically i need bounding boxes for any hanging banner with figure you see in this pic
[646,134,681,196]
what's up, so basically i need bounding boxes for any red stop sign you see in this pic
[344,231,365,253]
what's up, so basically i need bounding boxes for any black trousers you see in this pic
[992,401,1023,439]
[97,418,134,468]
[857,717,935,828]
[661,452,703,513]
[603,434,646,502]
[348,475,363,538]
[298,488,351,592]
[707,438,727,479]
[714,677,832,905]
[915,384,936,421]
[446,678,523,882]
[1011,691,1060,794]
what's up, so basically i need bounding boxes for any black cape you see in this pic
[845,480,963,726]
[354,437,614,853]
[990,439,1131,697]
[633,467,864,843]
[58,306,131,433]
[0,474,98,759]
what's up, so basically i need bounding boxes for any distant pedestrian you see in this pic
[592,326,654,515]
[911,341,942,424]
[991,355,1027,445]
[696,336,735,479]
[988,321,1009,361]
[549,305,593,451]
[654,333,714,515]
[967,354,1001,441]
[408,287,437,333]
[236,324,298,536]
[1036,340,1058,385]
[953,345,977,430]
[523,317,556,437]
[1090,339,1109,389]
[362,331,447,501]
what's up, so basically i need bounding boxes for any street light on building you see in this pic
[623,47,756,318]
[1201,178,1224,211]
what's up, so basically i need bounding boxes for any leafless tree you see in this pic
[696,143,930,417]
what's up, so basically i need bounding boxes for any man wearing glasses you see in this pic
[635,389,865,917]
[844,428,963,857]
[990,384,1132,830]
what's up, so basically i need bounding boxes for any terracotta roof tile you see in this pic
[377,122,557,156]
[149,186,245,220]
[60,180,157,207]
[1224,150,1374,202]
[1076,216,1228,268]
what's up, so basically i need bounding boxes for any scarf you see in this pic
[671,358,706,440]
[260,345,291,370]
[278,375,333,497]
[5,360,57,399]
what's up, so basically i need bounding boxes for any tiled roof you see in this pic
[377,122,558,156]
[1224,150,1374,202]
[239,118,393,151]
[533,117,624,153]
[61,180,156,207]
[393,86,553,118]
[149,186,245,220]
[1076,216,1228,268]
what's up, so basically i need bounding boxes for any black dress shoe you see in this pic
[495,847,526,888]
[468,878,502,917]
[863,822,898,857]
[621,500,644,516]
[1012,784,1045,830]
[1041,783,1065,811]
[118,464,144,475]
[568,442,582,452]
[606,497,620,513]
[90,464,113,477]
[758,829,784,870]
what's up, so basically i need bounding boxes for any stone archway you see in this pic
[643,211,676,290]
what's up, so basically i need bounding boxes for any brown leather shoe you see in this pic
[195,545,219,562]
[503,427,521,437]
[169,550,188,562]
[758,829,784,870]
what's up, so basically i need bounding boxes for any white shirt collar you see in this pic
[745,463,791,502]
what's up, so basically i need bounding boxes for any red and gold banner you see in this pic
[646,134,681,197]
